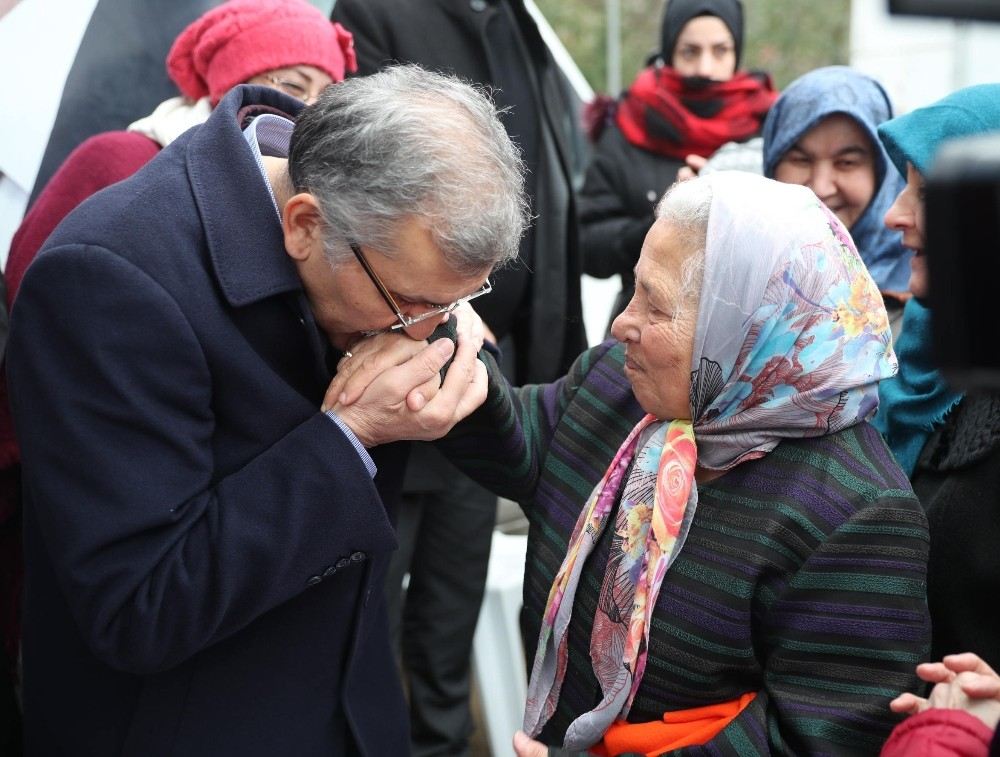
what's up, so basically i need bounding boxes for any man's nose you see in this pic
[402,314,447,341]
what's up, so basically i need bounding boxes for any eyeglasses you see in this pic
[260,75,323,105]
[349,242,492,332]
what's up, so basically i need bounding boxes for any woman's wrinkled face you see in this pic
[671,15,737,81]
[611,220,698,421]
[773,113,877,231]
[883,163,927,297]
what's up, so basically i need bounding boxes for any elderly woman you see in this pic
[762,66,912,331]
[384,171,924,756]
[332,172,930,754]
[874,84,1000,677]
[579,0,776,328]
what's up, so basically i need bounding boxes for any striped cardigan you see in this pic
[443,340,930,755]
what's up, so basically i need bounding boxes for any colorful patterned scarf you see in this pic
[616,66,777,160]
[524,173,898,750]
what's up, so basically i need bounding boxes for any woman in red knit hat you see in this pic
[0,0,356,735]
[5,0,356,304]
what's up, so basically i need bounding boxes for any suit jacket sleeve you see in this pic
[7,244,396,675]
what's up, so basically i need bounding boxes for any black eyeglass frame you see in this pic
[349,242,492,332]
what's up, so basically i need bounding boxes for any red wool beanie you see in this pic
[167,0,358,105]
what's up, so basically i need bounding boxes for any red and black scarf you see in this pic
[616,66,777,159]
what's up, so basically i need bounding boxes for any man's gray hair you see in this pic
[288,65,528,275]
[655,177,712,310]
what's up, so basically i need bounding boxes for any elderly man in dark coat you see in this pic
[5,66,526,756]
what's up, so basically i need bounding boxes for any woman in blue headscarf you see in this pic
[876,82,1000,683]
[762,66,912,332]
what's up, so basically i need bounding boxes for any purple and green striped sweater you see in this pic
[443,340,930,755]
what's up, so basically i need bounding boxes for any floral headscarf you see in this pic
[524,172,897,750]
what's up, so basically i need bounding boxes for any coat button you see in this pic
[322,565,337,578]
[336,557,351,569]
[350,551,366,562]
[306,575,322,586]
[470,0,487,11]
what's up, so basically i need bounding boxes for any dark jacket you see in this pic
[911,393,1000,671]
[6,85,409,757]
[578,123,683,327]
[332,0,587,385]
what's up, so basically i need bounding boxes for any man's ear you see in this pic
[283,193,324,261]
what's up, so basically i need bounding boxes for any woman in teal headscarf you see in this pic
[875,83,1000,673]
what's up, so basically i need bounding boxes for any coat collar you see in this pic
[186,84,305,308]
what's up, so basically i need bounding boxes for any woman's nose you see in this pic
[610,304,640,343]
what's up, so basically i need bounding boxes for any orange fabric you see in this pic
[590,692,757,757]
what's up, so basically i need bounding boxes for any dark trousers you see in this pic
[386,457,496,757]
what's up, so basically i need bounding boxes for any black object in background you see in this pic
[926,131,1000,389]
[889,0,1000,22]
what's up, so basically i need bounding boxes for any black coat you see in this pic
[912,393,1000,671]
[332,0,587,385]
[7,86,409,756]
[578,123,683,328]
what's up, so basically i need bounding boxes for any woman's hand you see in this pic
[676,153,707,182]
[890,653,1000,730]
[513,730,548,757]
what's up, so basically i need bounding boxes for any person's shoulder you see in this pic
[774,421,919,508]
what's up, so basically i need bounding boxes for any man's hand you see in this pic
[323,302,487,412]
[323,332,429,411]
[329,336,487,447]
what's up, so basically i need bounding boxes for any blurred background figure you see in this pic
[578,0,776,330]
[763,65,912,336]
[0,0,221,267]
[875,82,1000,674]
[0,2,356,753]
[330,1,586,755]
[5,0,356,303]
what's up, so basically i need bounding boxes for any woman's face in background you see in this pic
[671,16,737,81]
[884,163,927,297]
[773,114,877,231]
[247,64,334,105]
